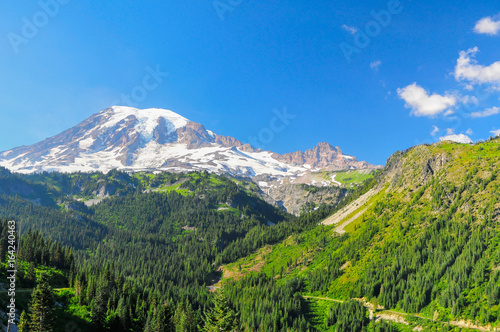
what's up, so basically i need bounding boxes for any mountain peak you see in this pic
[107,106,189,121]
[101,106,190,140]
[0,106,378,175]
[273,142,361,169]
[314,141,339,153]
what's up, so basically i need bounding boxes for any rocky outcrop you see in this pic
[382,144,450,191]
[214,134,244,149]
[177,122,214,149]
[239,143,260,153]
[274,142,379,170]
[261,182,346,215]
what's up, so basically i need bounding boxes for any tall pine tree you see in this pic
[29,273,55,332]
[17,310,30,332]
[202,290,239,332]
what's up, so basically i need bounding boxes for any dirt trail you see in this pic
[321,188,380,233]
[304,295,408,326]
[303,295,494,331]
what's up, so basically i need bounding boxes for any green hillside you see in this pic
[220,138,500,331]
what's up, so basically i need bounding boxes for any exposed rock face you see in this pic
[239,144,259,153]
[274,142,378,170]
[175,121,253,151]
[381,144,450,192]
[176,122,214,149]
[93,183,117,198]
[275,142,343,167]
[214,134,244,149]
[261,182,346,215]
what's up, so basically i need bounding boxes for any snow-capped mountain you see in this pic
[0,106,377,177]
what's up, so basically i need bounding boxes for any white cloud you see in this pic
[370,60,382,71]
[341,25,358,35]
[474,15,500,35]
[465,128,474,135]
[470,106,500,118]
[430,125,439,136]
[491,129,500,137]
[454,47,500,85]
[397,83,456,117]
[439,134,473,144]
[446,128,455,135]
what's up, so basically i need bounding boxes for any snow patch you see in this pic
[331,174,341,186]
[104,106,189,141]
[79,137,95,149]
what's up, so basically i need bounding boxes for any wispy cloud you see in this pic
[454,47,500,85]
[470,106,500,118]
[370,60,382,71]
[397,83,456,117]
[491,129,500,137]
[341,24,358,35]
[430,125,439,136]
[458,94,479,106]
[474,15,500,35]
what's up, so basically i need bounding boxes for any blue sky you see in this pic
[0,0,499,165]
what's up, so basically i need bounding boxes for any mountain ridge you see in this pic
[0,106,380,177]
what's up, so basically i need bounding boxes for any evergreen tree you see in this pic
[202,291,239,332]
[173,301,196,332]
[29,273,55,332]
[17,310,30,332]
[26,262,36,287]
[91,285,108,330]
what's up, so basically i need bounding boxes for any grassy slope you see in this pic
[333,170,375,185]
[314,169,375,186]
